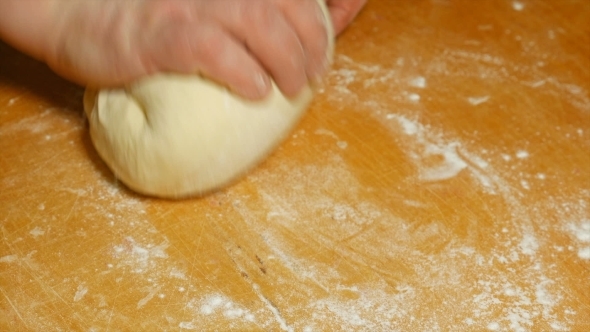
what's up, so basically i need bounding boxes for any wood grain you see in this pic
[1,0,589,330]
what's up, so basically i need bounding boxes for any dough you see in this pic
[84,0,334,199]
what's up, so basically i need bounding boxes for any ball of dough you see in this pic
[84,1,334,199]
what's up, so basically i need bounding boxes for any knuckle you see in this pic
[249,1,281,30]
[187,27,230,74]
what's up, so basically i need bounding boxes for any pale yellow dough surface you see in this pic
[84,1,334,198]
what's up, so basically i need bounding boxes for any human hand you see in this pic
[327,0,367,35]
[0,0,366,100]
[38,0,331,99]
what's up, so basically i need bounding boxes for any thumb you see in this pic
[327,0,367,35]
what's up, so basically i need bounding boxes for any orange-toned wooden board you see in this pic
[1,1,589,330]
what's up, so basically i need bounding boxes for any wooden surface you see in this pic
[1,0,589,330]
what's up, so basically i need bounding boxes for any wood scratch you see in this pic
[63,193,80,223]
[105,279,124,332]
[225,245,293,331]
[339,222,377,244]
[0,228,77,326]
[1,287,27,328]
[137,285,162,309]
[251,283,293,332]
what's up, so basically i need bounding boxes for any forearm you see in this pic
[0,0,61,61]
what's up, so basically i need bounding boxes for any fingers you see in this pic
[146,20,271,99]
[327,0,367,35]
[211,0,330,98]
[34,0,345,97]
[140,0,332,99]
[218,1,307,97]
[276,0,331,83]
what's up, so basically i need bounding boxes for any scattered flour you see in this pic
[468,96,490,105]
[3,15,589,330]
[112,236,169,274]
[387,113,418,135]
[0,255,18,264]
[409,76,427,88]
[567,220,590,260]
[29,227,45,238]
[519,233,539,255]
[487,321,500,330]
[6,96,21,106]
[169,267,188,280]
[512,1,525,11]
[516,150,529,159]
[276,52,584,330]
[578,248,590,260]
[383,113,468,182]
[178,293,257,330]
[73,284,88,302]
[407,93,421,102]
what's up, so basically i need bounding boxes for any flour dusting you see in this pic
[2,4,589,330]
[567,220,590,260]
[468,96,490,105]
[73,284,88,302]
[231,50,588,330]
[29,227,45,238]
[409,76,427,88]
[512,1,525,11]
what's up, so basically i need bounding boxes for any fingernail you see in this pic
[312,55,330,83]
[254,72,271,98]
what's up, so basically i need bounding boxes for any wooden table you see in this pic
[1,0,589,330]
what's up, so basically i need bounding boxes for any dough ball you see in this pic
[84,1,334,199]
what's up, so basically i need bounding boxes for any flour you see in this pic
[487,322,500,330]
[383,113,468,182]
[178,321,197,330]
[512,1,525,11]
[567,220,590,260]
[169,267,188,280]
[578,248,590,260]
[409,76,427,88]
[1,90,184,329]
[112,236,169,274]
[199,295,225,315]
[407,93,421,102]
[387,114,418,135]
[3,7,589,330]
[232,141,571,330]
[0,255,18,263]
[29,227,45,238]
[178,293,257,330]
[515,150,529,159]
[231,50,585,330]
[518,233,539,255]
[314,128,349,150]
[6,96,21,106]
[73,284,88,302]
[468,96,490,105]
[530,80,546,88]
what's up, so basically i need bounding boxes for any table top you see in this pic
[1,0,589,331]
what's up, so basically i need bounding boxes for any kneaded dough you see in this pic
[84,0,334,199]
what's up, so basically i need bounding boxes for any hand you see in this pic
[2,0,330,99]
[327,0,367,35]
[0,0,366,100]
